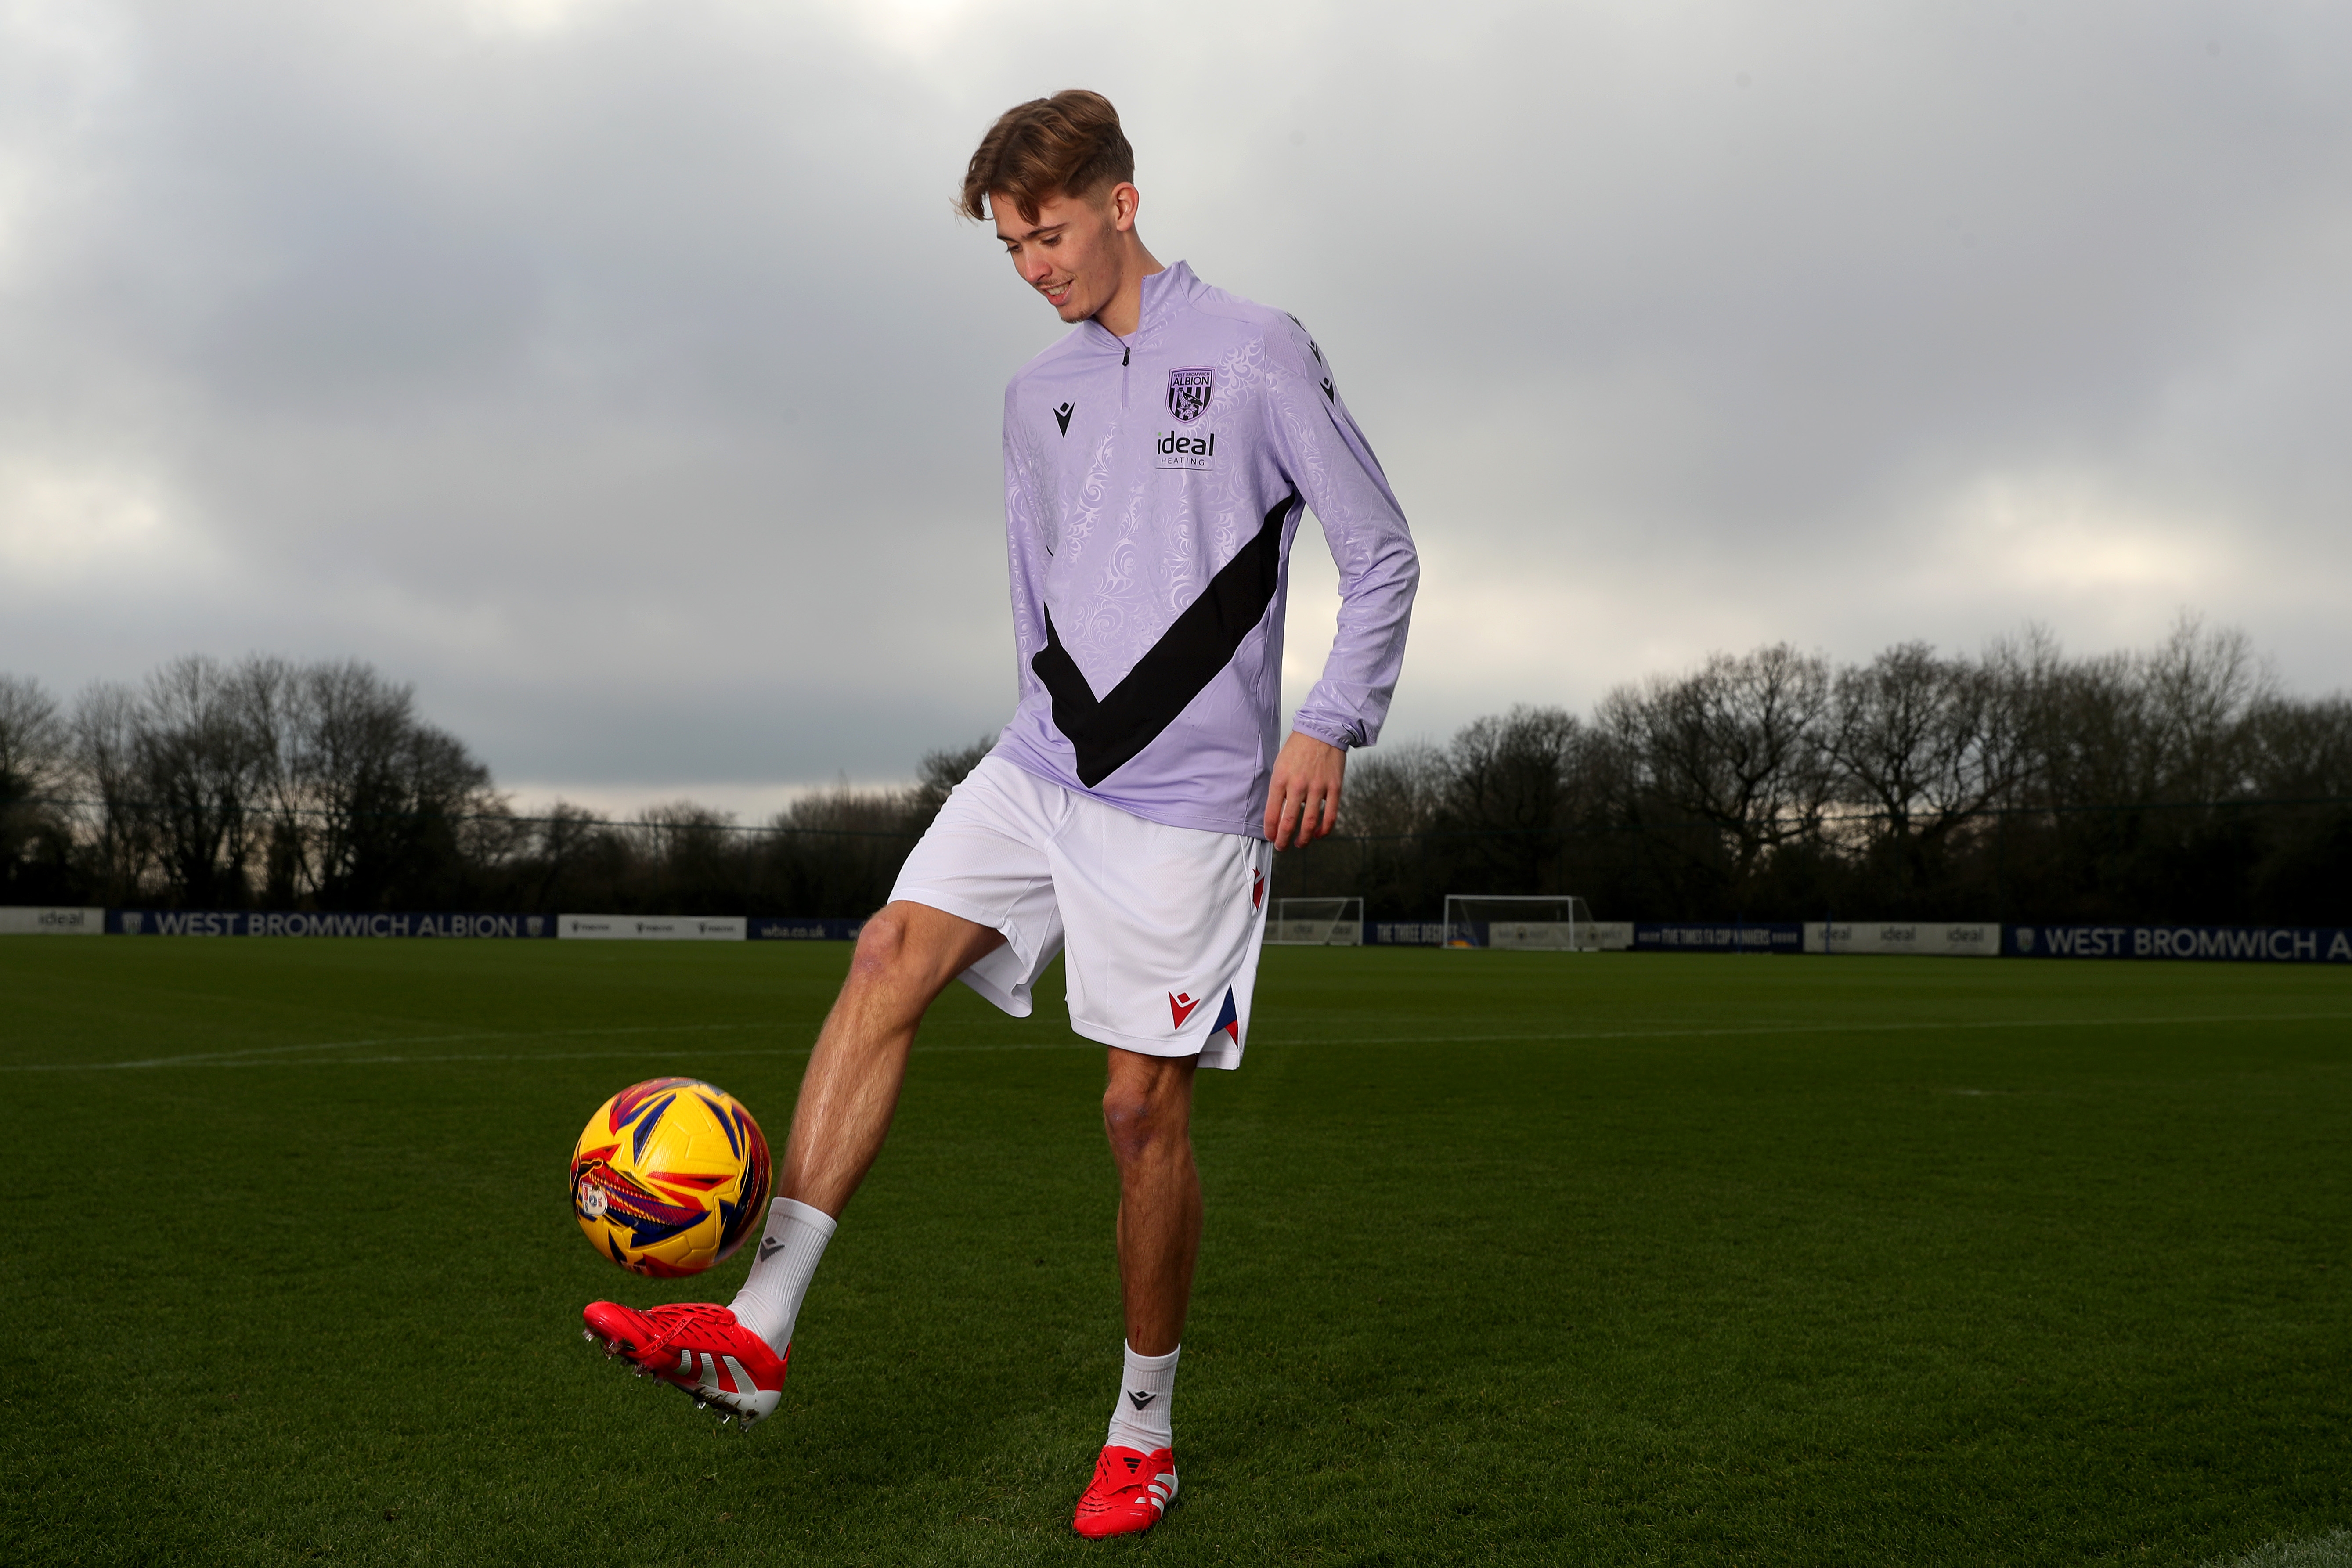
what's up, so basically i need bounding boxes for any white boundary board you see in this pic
[0,907,104,935]
[559,914,746,941]
[1804,922,1998,957]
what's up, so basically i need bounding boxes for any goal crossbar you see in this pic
[1266,896,1364,946]
[1442,894,1597,950]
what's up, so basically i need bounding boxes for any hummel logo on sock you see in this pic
[1127,1390,1156,1409]
[757,1237,786,1263]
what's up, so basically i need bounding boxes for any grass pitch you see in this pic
[1,938,2347,1567]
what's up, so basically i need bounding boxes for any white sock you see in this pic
[725,1197,835,1350]
[1104,1341,1180,1454]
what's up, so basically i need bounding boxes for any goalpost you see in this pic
[1442,894,1597,950]
[1266,896,1364,946]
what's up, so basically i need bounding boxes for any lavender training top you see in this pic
[988,261,1420,838]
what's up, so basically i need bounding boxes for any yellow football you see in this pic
[570,1078,772,1277]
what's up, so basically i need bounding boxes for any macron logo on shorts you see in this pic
[1169,991,1201,1028]
[1252,869,1264,910]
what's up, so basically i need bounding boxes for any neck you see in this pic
[1092,236,1166,337]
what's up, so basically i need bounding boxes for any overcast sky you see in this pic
[4,0,2347,819]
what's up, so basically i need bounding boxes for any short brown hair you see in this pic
[958,90,1134,224]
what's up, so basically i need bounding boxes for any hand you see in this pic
[1263,732,1346,850]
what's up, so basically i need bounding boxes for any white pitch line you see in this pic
[33,1020,778,1072]
[65,1041,1096,1070]
[6,1009,2348,1074]
[1275,1009,2352,1049]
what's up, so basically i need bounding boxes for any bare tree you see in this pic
[292,662,497,905]
[133,656,273,905]
[68,682,152,899]
[1343,740,1448,839]
[1825,641,2045,898]
[0,674,68,804]
[2136,614,2272,801]
[1439,706,1589,892]
[1602,643,1833,883]
[0,674,73,898]
[2247,695,2352,800]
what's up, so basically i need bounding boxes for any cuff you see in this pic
[1290,717,1359,750]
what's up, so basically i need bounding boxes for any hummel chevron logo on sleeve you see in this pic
[1054,402,1074,436]
[1320,376,1335,401]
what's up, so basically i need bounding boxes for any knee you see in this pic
[1102,1078,1185,1164]
[846,904,914,984]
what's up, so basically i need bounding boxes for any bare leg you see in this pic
[1103,1048,1202,1356]
[780,900,1004,1218]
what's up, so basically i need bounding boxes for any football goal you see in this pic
[1266,896,1364,946]
[1442,894,1598,950]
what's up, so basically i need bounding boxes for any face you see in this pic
[993,184,1139,324]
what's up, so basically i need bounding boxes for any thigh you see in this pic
[859,898,1009,998]
[1051,801,1270,1069]
[888,755,1068,1017]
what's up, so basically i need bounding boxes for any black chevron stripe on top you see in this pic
[1031,492,1299,787]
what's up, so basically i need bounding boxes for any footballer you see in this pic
[584,89,1418,1539]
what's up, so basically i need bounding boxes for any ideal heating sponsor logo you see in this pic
[1156,429,1217,471]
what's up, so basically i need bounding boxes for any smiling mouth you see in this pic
[1040,280,1074,305]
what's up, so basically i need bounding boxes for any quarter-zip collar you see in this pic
[1086,261,1194,408]
[1083,261,1195,355]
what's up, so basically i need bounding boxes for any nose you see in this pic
[1019,249,1054,285]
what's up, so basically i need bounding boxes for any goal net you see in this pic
[1266,896,1364,946]
[1442,894,1598,950]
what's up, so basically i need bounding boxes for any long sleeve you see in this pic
[1266,319,1420,750]
[1001,381,1051,703]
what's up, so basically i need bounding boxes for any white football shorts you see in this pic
[888,755,1272,1069]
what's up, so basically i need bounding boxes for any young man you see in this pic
[582,90,1417,1539]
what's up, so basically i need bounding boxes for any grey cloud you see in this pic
[1,0,2346,814]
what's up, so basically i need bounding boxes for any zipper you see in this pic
[1120,342,1130,407]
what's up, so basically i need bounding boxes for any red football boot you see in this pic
[581,1301,788,1428]
[1071,1444,1178,1539]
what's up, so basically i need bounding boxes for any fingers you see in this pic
[1263,748,1345,847]
[1307,786,1337,843]
[1266,779,1338,850]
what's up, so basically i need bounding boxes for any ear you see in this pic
[1108,182,1141,233]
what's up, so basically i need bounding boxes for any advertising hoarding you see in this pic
[1804,922,1999,957]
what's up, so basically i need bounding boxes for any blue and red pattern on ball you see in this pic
[712,1097,772,1262]
[571,1077,773,1277]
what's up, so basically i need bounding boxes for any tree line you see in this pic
[0,652,987,916]
[4,619,2346,923]
[1281,618,2352,924]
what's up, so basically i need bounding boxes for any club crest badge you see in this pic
[1166,367,1213,424]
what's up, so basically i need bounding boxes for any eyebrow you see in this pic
[999,222,1067,244]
